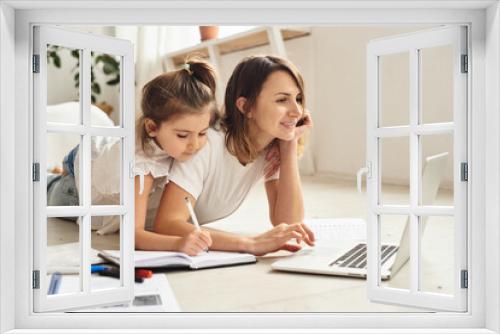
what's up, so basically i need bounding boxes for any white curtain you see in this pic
[115,26,199,115]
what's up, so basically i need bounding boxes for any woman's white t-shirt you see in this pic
[166,128,276,225]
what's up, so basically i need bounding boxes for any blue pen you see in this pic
[91,264,108,273]
[48,272,62,295]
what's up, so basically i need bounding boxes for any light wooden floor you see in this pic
[48,175,455,312]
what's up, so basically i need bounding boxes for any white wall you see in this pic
[310,26,453,187]
[0,3,16,332]
[485,4,500,331]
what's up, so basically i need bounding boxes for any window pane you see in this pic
[46,44,81,126]
[420,134,454,206]
[89,51,121,128]
[91,136,122,206]
[420,216,455,295]
[378,52,410,127]
[46,216,81,295]
[47,133,81,206]
[419,45,453,124]
[91,216,121,291]
[379,137,409,205]
[379,215,410,290]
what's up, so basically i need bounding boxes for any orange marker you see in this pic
[135,269,153,278]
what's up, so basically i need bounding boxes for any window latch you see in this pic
[129,161,135,179]
[356,162,371,193]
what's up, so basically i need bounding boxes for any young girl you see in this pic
[132,58,218,254]
[51,58,218,255]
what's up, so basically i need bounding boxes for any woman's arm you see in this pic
[265,139,304,225]
[265,112,315,244]
[134,175,210,254]
[154,181,310,255]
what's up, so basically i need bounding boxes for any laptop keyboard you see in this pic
[329,243,399,269]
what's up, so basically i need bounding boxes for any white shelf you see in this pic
[163,26,311,103]
[163,26,311,68]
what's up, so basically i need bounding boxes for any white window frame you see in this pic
[366,26,468,311]
[0,1,498,333]
[32,25,135,312]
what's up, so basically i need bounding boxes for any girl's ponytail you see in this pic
[185,57,217,98]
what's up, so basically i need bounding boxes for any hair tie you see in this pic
[182,63,192,75]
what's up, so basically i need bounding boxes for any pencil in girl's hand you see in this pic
[184,197,209,253]
[184,197,200,230]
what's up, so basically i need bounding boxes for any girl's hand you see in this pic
[264,141,280,178]
[174,229,212,256]
[293,109,313,141]
[246,223,315,256]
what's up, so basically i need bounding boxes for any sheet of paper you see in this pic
[47,242,104,274]
[55,274,180,312]
[304,218,366,246]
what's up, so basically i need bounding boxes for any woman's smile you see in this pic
[280,119,297,130]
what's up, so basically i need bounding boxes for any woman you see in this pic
[153,55,315,256]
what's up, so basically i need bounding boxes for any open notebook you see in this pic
[99,250,256,270]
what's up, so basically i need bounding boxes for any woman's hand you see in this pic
[264,141,280,178]
[174,229,212,256]
[278,110,313,154]
[293,109,313,141]
[244,223,315,256]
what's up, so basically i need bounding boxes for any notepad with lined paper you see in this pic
[99,250,256,270]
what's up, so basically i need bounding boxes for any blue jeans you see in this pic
[46,145,80,221]
[62,145,79,177]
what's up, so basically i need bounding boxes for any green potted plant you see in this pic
[47,45,120,113]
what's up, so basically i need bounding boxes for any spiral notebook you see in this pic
[99,249,256,270]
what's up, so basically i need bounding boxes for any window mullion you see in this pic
[80,48,92,294]
[414,123,454,135]
[409,47,420,295]
[47,124,128,137]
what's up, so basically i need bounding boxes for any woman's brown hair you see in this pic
[222,55,306,164]
[137,57,219,153]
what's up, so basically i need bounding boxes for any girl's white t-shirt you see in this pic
[74,137,172,233]
[166,128,276,225]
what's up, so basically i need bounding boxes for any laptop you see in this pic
[271,152,449,280]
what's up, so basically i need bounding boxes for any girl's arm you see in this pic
[134,174,180,250]
[134,175,210,254]
[154,181,310,255]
